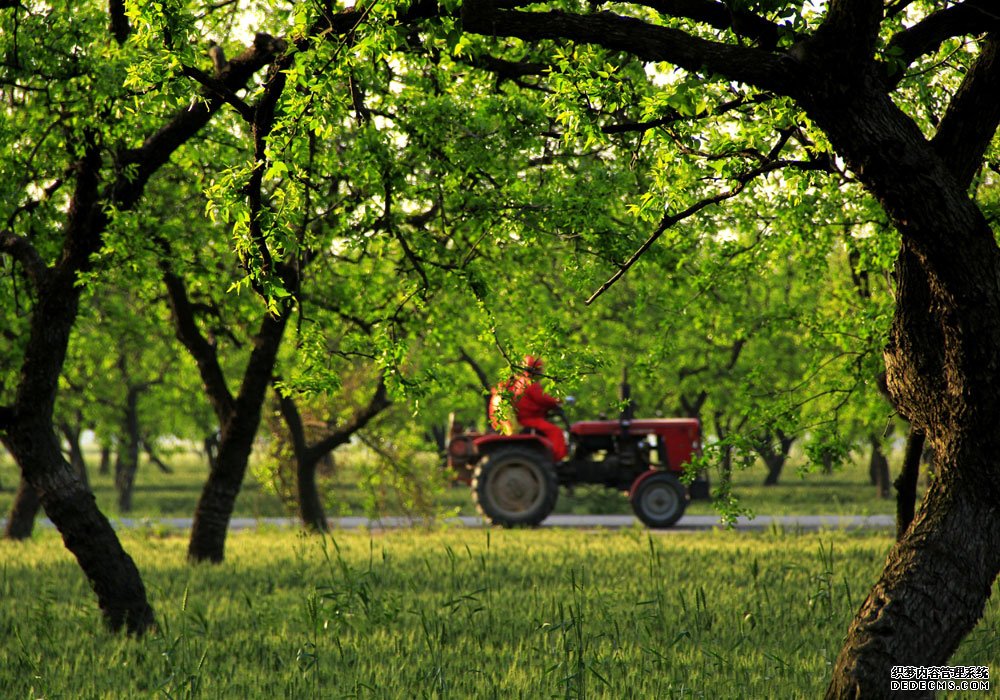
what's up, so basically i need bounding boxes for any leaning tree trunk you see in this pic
[809,50,1000,692]
[6,417,155,632]
[187,313,289,563]
[3,255,155,631]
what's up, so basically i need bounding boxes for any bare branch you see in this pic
[308,375,391,460]
[458,347,492,393]
[931,34,1000,189]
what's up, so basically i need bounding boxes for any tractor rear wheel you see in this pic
[630,471,687,528]
[473,447,558,527]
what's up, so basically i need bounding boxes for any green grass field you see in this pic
[3,528,995,699]
[0,442,917,523]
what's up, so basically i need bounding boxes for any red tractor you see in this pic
[447,380,708,528]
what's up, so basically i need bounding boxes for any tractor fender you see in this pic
[474,433,555,461]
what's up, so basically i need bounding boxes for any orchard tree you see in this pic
[0,0,290,631]
[462,0,1000,695]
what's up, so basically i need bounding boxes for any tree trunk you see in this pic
[759,430,795,486]
[59,417,90,488]
[114,387,142,513]
[187,313,289,563]
[867,434,890,500]
[4,287,155,631]
[99,443,112,475]
[827,465,1000,699]
[297,454,328,532]
[4,476,41,540]
[274,376,390,533]
[809,68,1000,697]
[8,419,155,633]
[894,428,925,541]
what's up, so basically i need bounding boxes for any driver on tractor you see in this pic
[489,355,568,462]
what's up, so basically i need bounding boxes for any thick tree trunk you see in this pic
[794,45,1000,695]
[4,280,155,630]
[7,419,155,632]
[4,476,41,540]
[827,463,1000,698]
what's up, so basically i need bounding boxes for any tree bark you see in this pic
[186,312,289,562]
[827,470,1000,699]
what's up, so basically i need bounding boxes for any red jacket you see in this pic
[512,375,559,422]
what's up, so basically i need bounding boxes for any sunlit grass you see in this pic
[0,528,994,698]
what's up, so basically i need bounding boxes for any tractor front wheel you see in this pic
[630,471,687,528]
[473,447,558,527]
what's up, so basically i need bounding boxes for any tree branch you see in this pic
[180,65,255,122]
[461,1,800,95]
[109,0,130,45]
[931,34,1000,189]
[0,229,47,289]
[458,347,492,393]
[113,33,287,210]
[586,156,827,304]
[629,0,781,49]
[885,0,999,83]
[307,375,391,461]
[273,380,309,461]
[158,251,237,422]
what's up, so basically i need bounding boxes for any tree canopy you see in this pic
[2,1,999,696]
